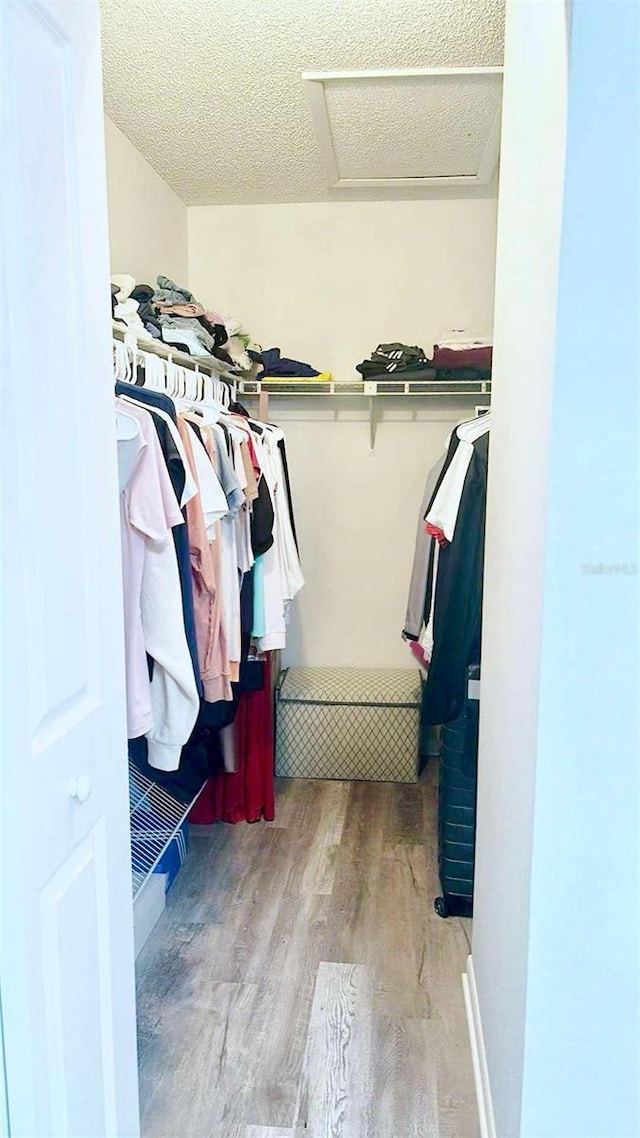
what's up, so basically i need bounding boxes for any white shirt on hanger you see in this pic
[426,414,492,544]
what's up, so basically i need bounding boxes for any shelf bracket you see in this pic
[369,395,379,451]
[363,382,379,451]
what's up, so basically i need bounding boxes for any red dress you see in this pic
[188,658,275,824]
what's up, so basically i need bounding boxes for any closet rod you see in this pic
[112,325,238,382]
[239,378,491,450]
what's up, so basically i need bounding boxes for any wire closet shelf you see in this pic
[238,377,492,398]
[128,761,202,899]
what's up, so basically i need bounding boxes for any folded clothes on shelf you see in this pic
[357,342,432,379]
[433,367,492,382]
[356,337,493,382]
[110,272,260,374]
[432,344,493,370]
[252,346,328,379]
[357,366,438,383]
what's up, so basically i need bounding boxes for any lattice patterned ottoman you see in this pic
[275,667,421,783]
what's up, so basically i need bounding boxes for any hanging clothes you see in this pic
[405,416,490,727]
[117,397,200,769]
[115,337,303,815]
[403,450,447,641]
[116,381,202,696]
[188,656,276,825]
[422,431,489,724]
[176,416,233,704]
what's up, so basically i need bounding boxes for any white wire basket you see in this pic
[129,761,200,898]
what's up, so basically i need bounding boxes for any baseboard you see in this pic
[462,954,497,1138]
[133,872,167,958]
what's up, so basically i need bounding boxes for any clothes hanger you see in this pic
[113,338,133,384]
[174,366,226,421]
[138,350,166,392]
[115,402,142,492]
[213,376,228,409]
[185,365,199,402]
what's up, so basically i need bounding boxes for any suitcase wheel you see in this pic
[434,896,450,919]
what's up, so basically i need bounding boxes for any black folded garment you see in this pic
[198,315,230,349]
[128,729,224,803]
[374,342,429,366]
[357,366,438,382]
[357,342,431,378]
[130,283,163,337]
[433,368,492,382]
[357,357,435,380]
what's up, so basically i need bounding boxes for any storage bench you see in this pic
[275,666,421,783]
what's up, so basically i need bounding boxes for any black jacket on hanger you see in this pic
[422,432,489,726]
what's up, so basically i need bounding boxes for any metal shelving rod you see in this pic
[237,376,492,449]
[112,324,239,382]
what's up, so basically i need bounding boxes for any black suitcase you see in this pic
[434,665,480,918]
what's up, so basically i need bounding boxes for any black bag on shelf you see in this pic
[434,664,480,919]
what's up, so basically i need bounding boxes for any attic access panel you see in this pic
[303,67,503,189]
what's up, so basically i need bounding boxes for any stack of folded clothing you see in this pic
[250,346,333,383]
[153,274,236,362]
[430,334,492,381]
[355,335,492,383]
[111,275,154,342]
[110,273,260,376]
[356,343,436,382]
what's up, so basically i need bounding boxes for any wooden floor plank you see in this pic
[245,1128,293,1137]
[370,1015,440,1138]
[139,979,257,1136]
[384,780,426,847]
[299,780,351,895]
[229,894,331,1129]
[293,961,372,1138]
[137,766,478,1138]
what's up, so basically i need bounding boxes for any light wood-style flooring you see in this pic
[136,765,478,1137]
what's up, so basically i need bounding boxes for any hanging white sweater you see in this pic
[119,400,199,771]
[254,426,304,652]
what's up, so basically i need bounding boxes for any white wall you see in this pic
[272,398,482,669]
[473,1,640,1135]
[519,2,639,1133]
[188,200,496,379]
[471,2,569,1134]
[188,200,497,668]
[104,116,188,285]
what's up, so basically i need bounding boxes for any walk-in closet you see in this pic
[3,1,638,1137]
[102,0,502,1130]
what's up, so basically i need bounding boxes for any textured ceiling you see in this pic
[100,0,505,206]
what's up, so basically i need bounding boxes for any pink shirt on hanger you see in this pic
[177,416,233,704]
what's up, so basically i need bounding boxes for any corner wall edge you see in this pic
[462,954,497,1138]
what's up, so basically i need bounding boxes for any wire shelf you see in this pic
[128,761,202,898]
[112,324,241,382]
[238,377,491,398]
[237,375,491,449]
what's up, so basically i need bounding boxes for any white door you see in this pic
[0,2,139,1135]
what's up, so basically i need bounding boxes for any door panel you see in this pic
[0,2,139,1135]
[41,823,115,1138]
